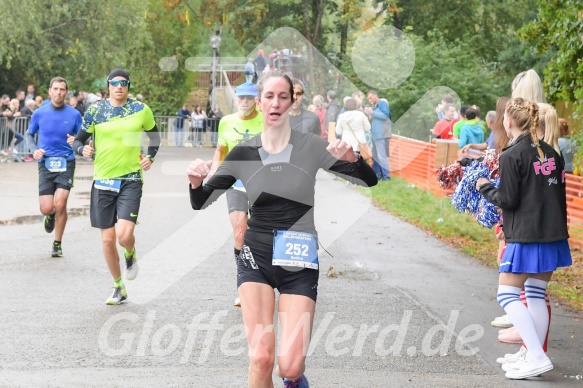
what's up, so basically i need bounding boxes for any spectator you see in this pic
[436,94,456,120]
[452,104,469,138]
[16,89,25,110]
[325,90,341,136]
[352,91,365,111]
[512,69,545,102]
[20,99,36,117]
[191,105,207,146]
[253,49,267,76]
[3,98,25,154]
[538,103,560,154]
[68,96,85,117]
[1,94,11,112]
[244,57,255,84]
[34,95,44,109]
[432,103,458,140]
[86,93,101,106]
[365,90,391,180]
[558,118,574,173]
[312,95,327,139]
[207,104,223,146]
[289,79,321,136]
[25,84,36,102]
[174,103,191,147]
[72,91,86,116]
[461,110,497,154]
[458,108,484,148]
[335,98,371,155]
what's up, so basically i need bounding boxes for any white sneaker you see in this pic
[502,356,526,372]
[124,248,139,281]
[491,314,513,328]
[497,346,527,364]
[505,356,553,379]
[234,297,241,307]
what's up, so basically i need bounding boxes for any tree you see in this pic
[0,0,201,115]
[129,0,201,114]
[0,0,148,95]
[521,0,583,117]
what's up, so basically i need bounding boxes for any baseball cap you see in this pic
[235,82,258,97]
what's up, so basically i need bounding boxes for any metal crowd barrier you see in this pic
[153,116,221,148]
[0,116,32,158]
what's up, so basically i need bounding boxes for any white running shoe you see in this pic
[124,248,139,281]
[497,346,527,364]
[106,285,127,305]
[505,356,553,379]
[491,314,513,328]
[234,297,241,307]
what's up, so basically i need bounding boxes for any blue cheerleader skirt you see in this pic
[499,240,572,274]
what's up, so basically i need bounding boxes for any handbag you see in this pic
[346,122,372,160]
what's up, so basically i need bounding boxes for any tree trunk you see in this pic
[303,0,312,42]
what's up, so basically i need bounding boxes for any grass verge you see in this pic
[366,177,583,312]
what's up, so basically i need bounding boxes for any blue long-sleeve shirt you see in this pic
[26,104,82,161]
[371,100,390,140]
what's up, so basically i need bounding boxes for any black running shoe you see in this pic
[43,214,56,233]
[51,242,63,258]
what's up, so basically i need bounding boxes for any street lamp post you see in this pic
[209,30,221,113]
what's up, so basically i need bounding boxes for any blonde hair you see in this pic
[537,103,560,154]
[511,69,545,103]
[506,97,543,159]
[312,95,324,109]
[9,98,19,111]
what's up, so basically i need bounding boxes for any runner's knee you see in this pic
[249,346,275,375]
[277,359,305,381]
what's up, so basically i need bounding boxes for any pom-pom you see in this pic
[451,160,490,215]
[436,162,463,189]
[476,177,501,228]
[483,150,500,179]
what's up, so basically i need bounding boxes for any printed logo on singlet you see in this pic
[533,157,556,176]
[271,166,283,172]
[233,128,253,144]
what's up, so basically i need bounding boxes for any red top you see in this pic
[433,118,458,139]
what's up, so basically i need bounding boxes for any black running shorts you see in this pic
[38,160,76,196]
[90,180,142,229]
[226,188,250,214]
[236,245,319,302]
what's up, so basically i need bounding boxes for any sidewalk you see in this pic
[0,157,94,224]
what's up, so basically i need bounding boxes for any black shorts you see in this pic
[226,188,250,214]
[38,160,75,196]
[90,180,142,229]
[237,245,319,302]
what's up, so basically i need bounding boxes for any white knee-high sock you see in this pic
[497,285,546,361]
[524,278,549,347]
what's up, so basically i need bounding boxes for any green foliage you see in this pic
[337,30,508,140]
[128,0,202,115]
[0,0,148,95]
[0,0,200,115]
[521,0,583,115]
[520,0,583,168]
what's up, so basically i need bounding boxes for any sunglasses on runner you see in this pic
[109,80,130,87]
[237,95,255,100]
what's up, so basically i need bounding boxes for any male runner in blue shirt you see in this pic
[26,77,82,257]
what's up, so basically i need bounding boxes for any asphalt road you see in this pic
[0,147,581,387]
